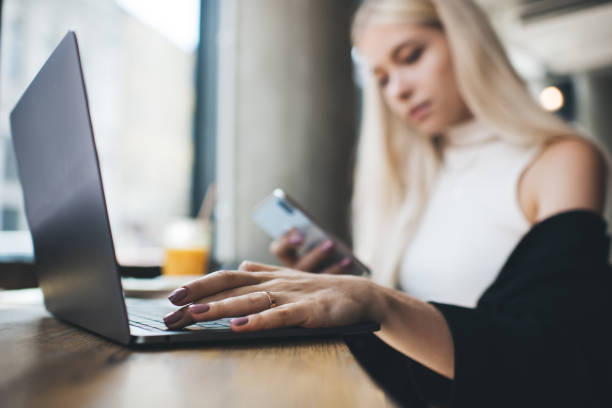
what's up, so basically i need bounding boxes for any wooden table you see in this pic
[0,289,394,408]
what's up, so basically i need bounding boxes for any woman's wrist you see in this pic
[363,279,390,324]
[360,279,456,378]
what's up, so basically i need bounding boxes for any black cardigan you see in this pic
[346,210,612,407]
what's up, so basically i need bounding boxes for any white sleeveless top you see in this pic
[399,120,541,308]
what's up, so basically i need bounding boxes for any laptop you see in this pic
[9,31,378,346]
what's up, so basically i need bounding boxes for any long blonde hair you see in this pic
[350,0,582,287]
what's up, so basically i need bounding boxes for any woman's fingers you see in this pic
[269,229,303,266]
[163,304,191,328]
[164,291,280,330]
[321,257,353,275]
[268,231,339,273]
[230,304,309,332]
[238,261,282,272]
[168,270,268,306]
[294,239,335,272]
[188,283,272,305]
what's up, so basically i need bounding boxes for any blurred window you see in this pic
[0,0,201,263]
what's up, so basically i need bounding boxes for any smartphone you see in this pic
[252,189,370,277]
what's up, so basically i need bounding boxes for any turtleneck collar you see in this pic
[443,118,499,148]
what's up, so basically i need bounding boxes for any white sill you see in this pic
[0,231,33,262]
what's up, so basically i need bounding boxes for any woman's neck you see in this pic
[443,118,497,148]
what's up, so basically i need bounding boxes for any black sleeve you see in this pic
[349,211,612,407]
[345,333,452,407]
[416,211,612,407]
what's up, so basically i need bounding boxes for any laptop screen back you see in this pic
[10,32,130,344]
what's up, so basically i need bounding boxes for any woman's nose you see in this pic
[387,73,413,102]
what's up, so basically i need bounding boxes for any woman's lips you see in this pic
[409,101,432,122]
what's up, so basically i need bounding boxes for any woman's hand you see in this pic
[163,261,381,331]
[269,229,353,274]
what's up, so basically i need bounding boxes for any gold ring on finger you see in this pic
[263,291,277,309]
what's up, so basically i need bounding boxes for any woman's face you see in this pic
[358,22,472,136]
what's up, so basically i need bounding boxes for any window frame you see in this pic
[191,0,219,217]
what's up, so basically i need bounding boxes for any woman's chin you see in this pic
[412,118,445,138]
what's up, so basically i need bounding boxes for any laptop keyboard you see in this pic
[126,298,232,332]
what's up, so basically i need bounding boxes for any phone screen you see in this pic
[252,189,370,276]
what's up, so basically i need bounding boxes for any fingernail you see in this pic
[163,310,183,325]
[289,232,304,245]
[339,257,352,268]
[321,240,334,252]
[232,316,249,326]
[168,287,188,303]
[189,303,210,314]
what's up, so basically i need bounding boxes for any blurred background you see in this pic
[0,0,611,277]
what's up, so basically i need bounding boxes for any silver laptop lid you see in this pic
[10,31,130,344]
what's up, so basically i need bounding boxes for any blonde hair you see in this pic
[350,0,582,287]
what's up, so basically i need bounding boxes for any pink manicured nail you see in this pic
[232,317,249,326]
[163,310,183,325]
[189,304,210,314]
[321,240,334,252]
[168,287,188,303]
[289,232,304,245]
[339,257,352,268]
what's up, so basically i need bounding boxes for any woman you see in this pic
[164,0,612,405]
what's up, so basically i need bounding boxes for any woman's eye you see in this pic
[378,76,389,88]
[402,46,424,64]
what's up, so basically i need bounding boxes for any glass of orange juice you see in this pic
[162,218,211,276]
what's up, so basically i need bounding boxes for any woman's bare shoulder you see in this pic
[522,137,608,223]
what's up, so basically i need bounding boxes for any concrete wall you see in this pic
[576,70,612,151]
[575,69,612,227]
[216,0,358,264]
